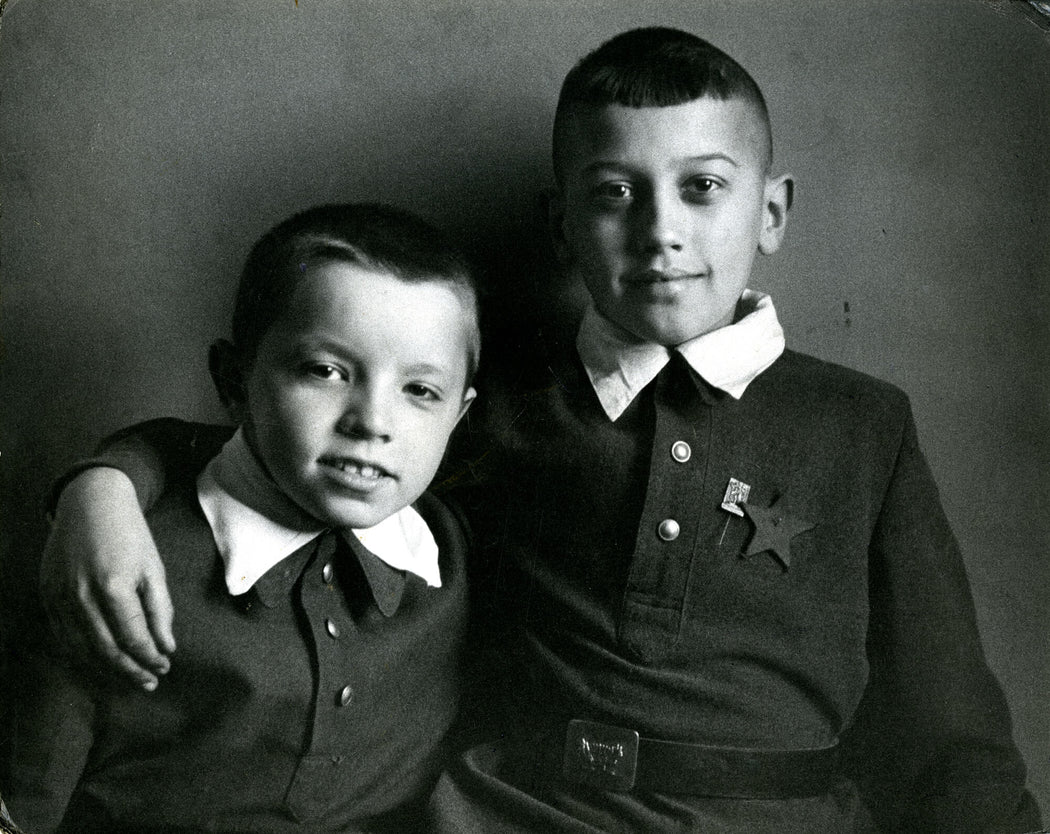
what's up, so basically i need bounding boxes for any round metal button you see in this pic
[670,440,691,463]
[325,618,341,639]
[322,562,334,583]
[338,685,354,707]
[657,518,681,542]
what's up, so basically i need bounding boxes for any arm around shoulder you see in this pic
[47,417,232,514]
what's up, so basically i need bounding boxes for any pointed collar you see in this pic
[345,533,407,618]
[250,531,407,617]
[196,429,440,598]
[575,289,785,421]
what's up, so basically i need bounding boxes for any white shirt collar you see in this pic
[576,289,786,421]
[196,429,441,595]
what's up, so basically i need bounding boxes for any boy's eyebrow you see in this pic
[283,337,346,358]
[582,153,740,173]
[403,361,457,380]
[684,153,739,167]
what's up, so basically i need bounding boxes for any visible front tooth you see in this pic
[360,465,377,478]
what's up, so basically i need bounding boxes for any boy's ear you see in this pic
[457,386,477,423]
[208,339,249,423]
[758,173,794,255]
[544,186,572,266]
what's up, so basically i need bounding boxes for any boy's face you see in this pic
[238,262,476,529]
[552,97,791,346]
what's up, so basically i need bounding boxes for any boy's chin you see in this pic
[310,498,417,531]
[321,509,395,531]
[630,320,716,347]
[600,305,728,347]
[636,309,739,346]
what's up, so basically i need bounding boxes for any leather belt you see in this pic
[561,719,840,797]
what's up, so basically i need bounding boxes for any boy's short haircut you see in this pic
[232,202,481,384]
[552,26,773,178]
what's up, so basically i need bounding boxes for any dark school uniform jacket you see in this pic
[16,335,1041,833]
[425,332,1041,833]
[0,421,470,833]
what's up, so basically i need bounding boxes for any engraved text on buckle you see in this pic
[562,719,639,791]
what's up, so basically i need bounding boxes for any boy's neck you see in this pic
[577,290,785,420]
[597,291,761,349]
[211,428,326,534]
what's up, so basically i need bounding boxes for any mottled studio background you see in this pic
[1,0,1047,815]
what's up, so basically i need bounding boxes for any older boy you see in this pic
[1,203,479,832]
[32,29,1040,833]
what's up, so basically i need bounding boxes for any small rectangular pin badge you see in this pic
[721,478,751,517]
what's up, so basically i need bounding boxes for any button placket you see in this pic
[619,356,710,662]
[296,533,360,762]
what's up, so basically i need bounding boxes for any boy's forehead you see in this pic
[274,263,448,326]
[557,96,771,175]
[295,260,475,311]
[270,262,478,380]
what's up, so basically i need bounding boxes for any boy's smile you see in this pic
[238,262,475,529]
[552,97,791,346]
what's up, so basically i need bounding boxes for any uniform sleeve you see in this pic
[843,403,1041,831]
[47,418,232,514]
[0,642,95,833]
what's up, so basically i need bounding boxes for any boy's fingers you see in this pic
[79,590,160,692]
[140,569,177,656]
[105,647,161,692]
[94,577,170,678]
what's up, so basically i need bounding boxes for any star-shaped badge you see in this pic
[741,499,815,570]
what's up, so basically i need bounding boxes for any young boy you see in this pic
[0,203,480,832]
[32,29,1040,833]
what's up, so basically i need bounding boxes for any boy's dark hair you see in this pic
[232,202,480,383]
[553,27,772,178]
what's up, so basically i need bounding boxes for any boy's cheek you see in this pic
[564,211,615,253]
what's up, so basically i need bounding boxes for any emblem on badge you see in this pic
[720,477,751,517]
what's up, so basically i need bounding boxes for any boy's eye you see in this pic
[592,181,633,203]
[681,176,721,201]
[305,363,347,381]
[404,382,441,402]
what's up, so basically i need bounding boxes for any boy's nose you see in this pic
[638,189,686,254]
[336,388,393,442]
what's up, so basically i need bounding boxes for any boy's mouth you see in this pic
[630,268,704,284]
[319,456,394,488]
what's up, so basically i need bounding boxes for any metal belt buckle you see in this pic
[562,719,639,791]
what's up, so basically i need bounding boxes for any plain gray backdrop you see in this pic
[1,0,1047,816]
